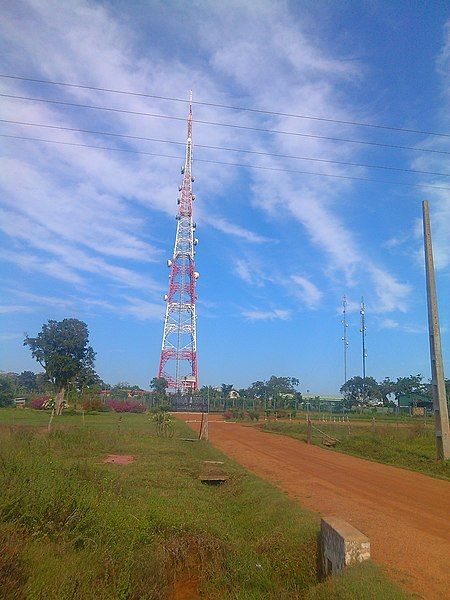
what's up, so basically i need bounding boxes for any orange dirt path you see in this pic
[178,414,450,599]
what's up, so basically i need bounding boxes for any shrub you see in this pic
[107,398,146,413]
[223,411,234,420]
[82,397,110,413]
[148,404,171,414]
[247,410,260,421]
[152,411,174,437]
[29,396,51,410]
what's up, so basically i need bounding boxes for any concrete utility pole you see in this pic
[422,200,450,460]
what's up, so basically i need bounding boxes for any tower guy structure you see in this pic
[158,92,199,393]
[360,297,367,397]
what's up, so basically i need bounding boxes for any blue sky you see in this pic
[0,0,449,393]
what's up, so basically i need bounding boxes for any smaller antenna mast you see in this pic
[360,297,367,398]
[342,295,349,384]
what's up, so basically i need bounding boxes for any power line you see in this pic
[1,92,449,156]
[1,119,449,178]
[1,73,449,138]
[2,132,450,191]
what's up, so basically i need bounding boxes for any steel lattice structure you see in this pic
[158,92,198,392]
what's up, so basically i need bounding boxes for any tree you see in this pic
[392,374,427,406]
[264,376,300,409]
[70,367,103,409]
[150,377,168,405]
[0,375,15,407]
[36,372,52,393]
[115,381,130,389]
[109,383,129,400]
[340,376,380,407]
[17,370,37,393]
[199,385,220,399]
[24,319,96,415]
[221,383,233,397]
[246,380,266,398]
[75,366,102,391]
[150,377,168,395]
[378,377,396,405]
[265,376,299,396]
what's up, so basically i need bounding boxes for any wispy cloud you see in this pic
[0,305,33,314]
[4,289,164,322]
[233,257,267,287]
[0,0,426,361]
[12,291,78,309]
[233,256,324,310]
[2,249,85,285]
[241,307,291,321]
[403,323,428,334]
[120,296,164,321]
[410,19,450,270]
[377,319,448,335]
[379,318,400,329]
[202,215,269,243]
[368,266,411,313]
[290,275,323,308]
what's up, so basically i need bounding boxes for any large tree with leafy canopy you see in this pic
[392,374,427,405]
[265,375,300,396]
[340,376,380,406]
[24,319,96,415]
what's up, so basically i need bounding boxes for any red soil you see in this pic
[178,414,450,600]
[102,454,135,464]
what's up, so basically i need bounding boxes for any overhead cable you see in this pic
[0,73,449,138]
[1,119,449,177]
[1,93,449,156]
[2,133,449,191]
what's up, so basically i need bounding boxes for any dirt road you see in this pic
[179,415,450,599]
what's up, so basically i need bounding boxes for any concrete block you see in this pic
[321,516,370,576]
[199,460,228,483]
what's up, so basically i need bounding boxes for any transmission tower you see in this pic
[360,297,367,397]
[158,91,199,393]
[342,295,349,384]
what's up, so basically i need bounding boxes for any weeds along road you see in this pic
[178,414,450,600]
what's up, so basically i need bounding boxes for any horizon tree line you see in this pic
[0,318,448,412]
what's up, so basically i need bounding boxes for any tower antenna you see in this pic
[158,91,199,394]
[360,297,367,398]
[342,295,349,384]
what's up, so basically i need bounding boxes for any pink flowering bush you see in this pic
[82,397,110,412]
[107,398,146,413]
[30,395,51,410]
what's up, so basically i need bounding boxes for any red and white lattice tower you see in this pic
[158,92,199,393]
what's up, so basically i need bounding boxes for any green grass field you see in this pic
[258,418,450,481]
[0,408,409,599]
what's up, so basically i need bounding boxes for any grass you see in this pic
[0,408,409,599]
[305,562,409,600]
[258,418,450,480]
